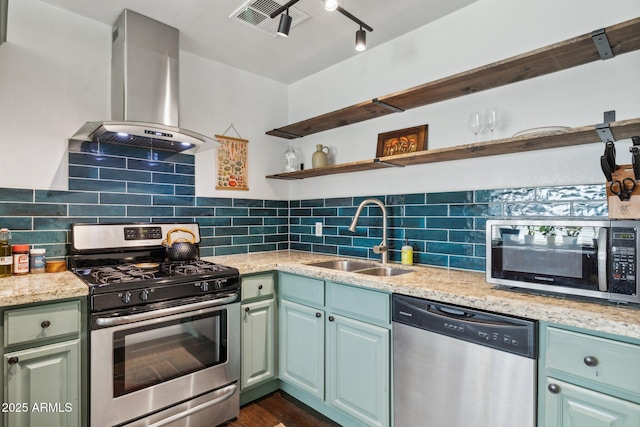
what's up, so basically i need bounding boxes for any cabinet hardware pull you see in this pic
[328,316,335,321]
[547,383,560,394]
[7,356,19,365]
[258,285,263,290]
[245,307,250,312]
[583,356,598,367]
[41,320,51,328]
[315,312,321,318]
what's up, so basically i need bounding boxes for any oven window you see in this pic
[113,310,227,397]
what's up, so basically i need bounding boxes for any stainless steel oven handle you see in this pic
[145,383,237,427]
[95,294,238,327]
[597,227,608,292]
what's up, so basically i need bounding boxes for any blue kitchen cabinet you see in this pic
[539,323,640,427]
[2,299,84,427]
[278,272,391,427]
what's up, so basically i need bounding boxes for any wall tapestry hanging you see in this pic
[215,124,249,190]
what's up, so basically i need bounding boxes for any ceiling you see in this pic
[40,0,477,84]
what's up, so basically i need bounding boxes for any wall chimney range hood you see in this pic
[71,9,213,153]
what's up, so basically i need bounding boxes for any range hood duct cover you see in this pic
[71,9,212,153]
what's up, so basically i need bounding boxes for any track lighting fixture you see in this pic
[355,26,366,51]
[277,8,292,37]
[270,0,372,51]
[324,0,338,11]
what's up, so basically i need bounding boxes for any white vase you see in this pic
[546,235,556,245]
[563,236,578,246]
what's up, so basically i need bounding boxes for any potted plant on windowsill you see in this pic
[539,226,556,245]
[524,226,536,244]
[562,226,581,246]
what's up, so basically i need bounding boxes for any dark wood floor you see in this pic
[226,391,342,427]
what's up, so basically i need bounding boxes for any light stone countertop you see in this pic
[0,251,638,341]
[0,271,88,307]
[205,250,640,341]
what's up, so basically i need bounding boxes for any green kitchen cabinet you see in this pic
[5,340,80,427]
[240,273,277,391]
[279,298,325,398]
[539,323,640,427]
[1,298,85,427]
[326,313,389,427]
[278,272,391,427]
[241,297,276,390]
[543,377,640,426]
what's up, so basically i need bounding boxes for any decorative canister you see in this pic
[312,144,329,168]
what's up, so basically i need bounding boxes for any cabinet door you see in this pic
[279,299,324,399]
[544,377,640,427]
[326,314,389,427]
[4,340,80,427]
[241,298,276,390]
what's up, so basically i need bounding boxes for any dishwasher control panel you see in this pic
[392,294,537,358]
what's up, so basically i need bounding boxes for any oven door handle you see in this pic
[597,227,608,292]
[145,383,237,427]
[95,294,238,327]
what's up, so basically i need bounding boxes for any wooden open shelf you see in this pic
[266,119,640,180]
[266,17,640,140]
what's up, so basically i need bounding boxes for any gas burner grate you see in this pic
[91,265,159,284]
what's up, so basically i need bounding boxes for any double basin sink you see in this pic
[307,259,412,277]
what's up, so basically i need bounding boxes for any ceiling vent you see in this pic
[230,0,309,37]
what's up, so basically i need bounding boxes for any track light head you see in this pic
[324,0,338,11]
[355,27,366,51]
[277,10,292,37]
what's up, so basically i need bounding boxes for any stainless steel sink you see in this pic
[354,266,413,276]
[307,260,412,276]
[307,259,376,272]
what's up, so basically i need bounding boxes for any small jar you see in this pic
[12,244,29,275]
[30,248,46,274]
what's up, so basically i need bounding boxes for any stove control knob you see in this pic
[214,279,224,290]
[200,281,210,292]
[121,292,132,304]
[140,289,149,301]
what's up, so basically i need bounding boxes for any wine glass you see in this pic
[485,109,500,139]
[468,112,483,141]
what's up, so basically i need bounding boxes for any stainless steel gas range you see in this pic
[70,222,240,427]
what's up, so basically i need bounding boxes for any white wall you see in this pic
[285,0,640,199]
[0,0,290,200]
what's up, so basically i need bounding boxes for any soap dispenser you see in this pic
[401,238,413,265]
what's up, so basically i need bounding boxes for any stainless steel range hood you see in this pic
[71,9,213,153]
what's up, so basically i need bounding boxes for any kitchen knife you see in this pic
[631,146,640,181]
[605,141,617,173]
[601,155,613,182]
[632,136,640,146]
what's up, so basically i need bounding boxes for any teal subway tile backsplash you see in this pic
[0,139,611,269]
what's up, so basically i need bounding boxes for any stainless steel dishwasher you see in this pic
[392,294,537,427]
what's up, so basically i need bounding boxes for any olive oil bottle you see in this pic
[0,228,12,277]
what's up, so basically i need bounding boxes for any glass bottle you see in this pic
[0,228,12,277]
[282,145,299,172]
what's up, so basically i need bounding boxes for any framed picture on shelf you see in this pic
[376,124,428,158]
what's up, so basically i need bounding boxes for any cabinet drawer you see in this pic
[327,282,390,325]
[241,273,275,301]
[4,300,81,347]
[278,273,324,307]
[545,327,640,397]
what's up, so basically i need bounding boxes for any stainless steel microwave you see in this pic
[486,219,640,304]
